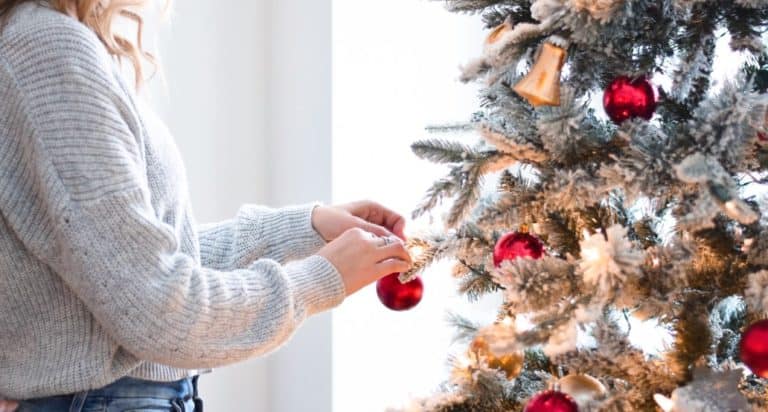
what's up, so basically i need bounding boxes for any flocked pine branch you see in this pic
[447,312,482,344]
[411,142,520,226]
[431,0,506,13]
[425,122,477,134]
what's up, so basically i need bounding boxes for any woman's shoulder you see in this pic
[0,2,114,81]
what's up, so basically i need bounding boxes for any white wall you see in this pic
[331,2,491,411]
[264,1,334,412]
[149,0,333,411]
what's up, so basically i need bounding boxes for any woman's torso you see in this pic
[0,2,203,399]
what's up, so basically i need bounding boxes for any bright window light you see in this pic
[331,1,489,411]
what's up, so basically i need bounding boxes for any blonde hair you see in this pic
[0,0,160,88]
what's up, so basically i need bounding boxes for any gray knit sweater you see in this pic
[0,2,346,400]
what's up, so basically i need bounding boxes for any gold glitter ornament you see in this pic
[469,336,524,379]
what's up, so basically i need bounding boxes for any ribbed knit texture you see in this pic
[0,3,345,400]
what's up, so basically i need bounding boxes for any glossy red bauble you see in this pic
[524,390,579,412]
[493,232,545,267]
[740,319,768,378]
[602,76,657,124]
[376,273,423,311]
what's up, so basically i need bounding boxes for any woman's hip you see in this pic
[16,376,203,412]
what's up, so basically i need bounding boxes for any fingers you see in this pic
[348,201,407,240]
[358,219,391,238]
[354,229,411,264]
[374,259,411,277]
[323,228,416,296]
[375,240,412,266]
[391,217,406,240]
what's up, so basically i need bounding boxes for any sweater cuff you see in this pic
[258,203,327,261]
[284,255,346,317]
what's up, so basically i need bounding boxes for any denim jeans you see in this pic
[16,376,203,412]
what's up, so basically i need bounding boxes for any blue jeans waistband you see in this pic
[18,375,203,412]
[89,376,196,399]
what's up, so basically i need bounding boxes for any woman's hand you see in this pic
[312,201,407,242]
[318,228,412,296]
[0,400,18,412]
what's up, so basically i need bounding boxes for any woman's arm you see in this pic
[196,204,326,271]
[43,188,345,369]
[197,201,409,271]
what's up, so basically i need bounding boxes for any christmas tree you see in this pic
[398,0,768,410]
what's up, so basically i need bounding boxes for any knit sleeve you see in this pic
[197,203,328,271]
[0,19,345,369]
[53,190,345,369]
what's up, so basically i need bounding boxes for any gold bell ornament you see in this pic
[485,17,513,47]
[469,335,524,379]
[513,42,567,107]
[482,17,515,66]
[557,374,607,404]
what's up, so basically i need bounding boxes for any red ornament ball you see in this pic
[524,390,579,412]
[740,319,768,378]
[603,76,658,124]
[493,231,545,267]
[376,273,423,311]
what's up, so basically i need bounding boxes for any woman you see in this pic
[0,1,412,411]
